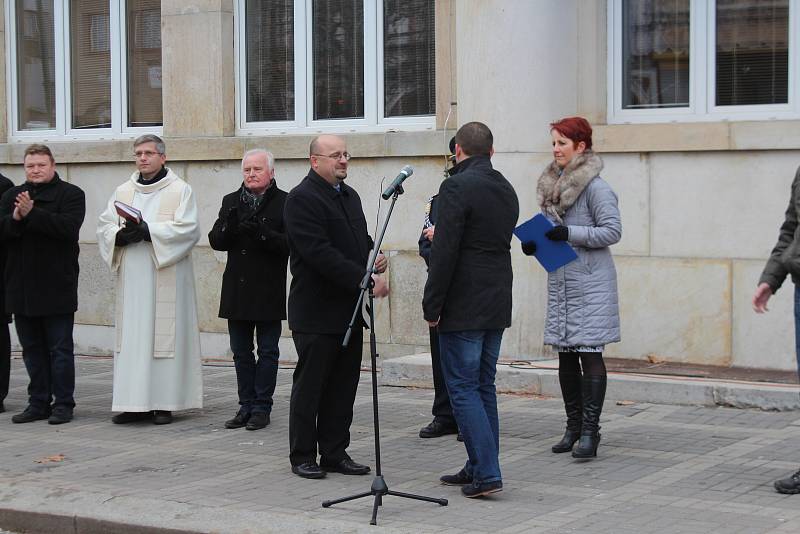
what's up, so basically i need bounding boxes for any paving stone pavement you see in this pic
[0,356,799,534]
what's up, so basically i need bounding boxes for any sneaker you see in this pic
[419,419,458,438]
[461,480,503,498]
[12,406,50,424]
[440,469,472,486]
[225,412,250,429]
[48,406,73,425]
[246,412,269,430]
[774,469,800,495]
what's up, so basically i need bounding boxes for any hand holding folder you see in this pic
[513,213,577,272]
[114,201,142,224]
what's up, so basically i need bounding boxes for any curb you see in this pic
[379,354,800,411]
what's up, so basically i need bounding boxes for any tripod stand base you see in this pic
[322,475,448,525]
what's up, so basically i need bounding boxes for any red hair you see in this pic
[550,117,593,150]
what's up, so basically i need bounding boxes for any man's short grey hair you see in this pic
[133,134,166,155]
[242,149,275,171]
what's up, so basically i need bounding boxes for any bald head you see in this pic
[309,134,349,186]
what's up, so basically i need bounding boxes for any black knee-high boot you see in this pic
[552,371,582,453]
[572,375,606,458]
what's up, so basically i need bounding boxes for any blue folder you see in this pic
[514,213,578,272]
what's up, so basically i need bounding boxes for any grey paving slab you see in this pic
[0,356,798,534]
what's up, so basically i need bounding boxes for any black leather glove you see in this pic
[521,241,536,256]
[545,225,569,241]
[115,221,144,246]
[239,218,259,237]
[224,207,239,234]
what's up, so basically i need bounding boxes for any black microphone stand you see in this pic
[322,184,448,525]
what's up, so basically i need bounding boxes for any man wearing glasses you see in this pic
[97,134,203,426]
[284,134,388,479]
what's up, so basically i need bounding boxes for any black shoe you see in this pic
[457,432,464,442]
[774,469,800,494]
[246,412,269,430]
[48,406,73,425]
[225,412,250,429]
[12,406,49,424]
[419,419,458,438]
[440,469,472,486]
[321,458,371,475]
[461,480,503,498]
[112,411,151,424]
[552,429,581,453]
[153,410,173,425]
[572,432,601,458]
[291,461,326,479]
[0,402,5,413]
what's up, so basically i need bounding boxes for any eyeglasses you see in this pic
[312,152,351,161]
[133,150,162,159]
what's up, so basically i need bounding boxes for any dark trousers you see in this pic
[430,326,455,424]
[229,319,281,415]
[14,313,75,413]
[0,320,9,403]
[289,329,363,466]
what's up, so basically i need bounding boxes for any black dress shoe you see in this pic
[112,411,151,424]
[153,410,173,425]
[440,469,472,486]
[48,406,73,425]
[774,469,800,494]
[419,419,458,438]
[321,458,371,475]
[12,407,50,424]
[291,462,326,479]
[461,480,503,498]
[225,412,249,429]
[246,412,269,430]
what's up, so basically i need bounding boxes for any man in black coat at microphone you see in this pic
[284,134,388,479]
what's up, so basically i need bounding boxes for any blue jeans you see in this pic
[794,287,800,381]
[14,313,75,413]
[438,329,504,484]
[229,320,281,415]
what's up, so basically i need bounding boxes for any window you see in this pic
[608,0,800,123]
[7,0,162,138]
[237,0,436,133]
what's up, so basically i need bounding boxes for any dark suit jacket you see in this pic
[208,182,289,321]
[284,170,373,334]
[422,156,519,333]
[0,174,86,316]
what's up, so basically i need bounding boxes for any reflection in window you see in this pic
[126,0,162,127]
[383,0,435,117]
[622,0,690,109]
[246,0,294,122]
[71,0,112,129]
[16,0,56,130]
[312,0,364,120]
[716,0,788,106]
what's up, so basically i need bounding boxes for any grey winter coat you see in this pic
[541,154,622,347]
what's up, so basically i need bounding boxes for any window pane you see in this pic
[383,0,435,117]
[126,0,162,127]
[716,0,788,106]
[246,0,294,122]
[312,0,364,120]
[16,0,56,130]
[70,0,111,129]
[622,0,690,109]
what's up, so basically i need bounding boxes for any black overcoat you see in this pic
[0,174,14,322]
[0,174,86,316]
[422,156,519,332]
[284,170,373,334]
[208,182,289,321]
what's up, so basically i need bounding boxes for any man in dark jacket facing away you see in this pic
[284,134,388,479]
[0,144,86,425]
[423,122,519,498]
[209,149,289,431]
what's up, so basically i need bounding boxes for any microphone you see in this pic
[381,165,414,200]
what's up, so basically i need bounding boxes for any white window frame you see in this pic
[235,0,436,135]
[608,0,800,124]
[5,0,162,141]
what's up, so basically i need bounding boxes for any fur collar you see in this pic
[537,151,603,223]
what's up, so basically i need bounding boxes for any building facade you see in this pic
[1,0,798,371]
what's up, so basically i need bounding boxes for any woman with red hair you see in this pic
[521,116,622,459]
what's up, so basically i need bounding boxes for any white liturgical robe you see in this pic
[97,169,203,412]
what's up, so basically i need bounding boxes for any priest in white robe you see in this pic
[97,134,203,425]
